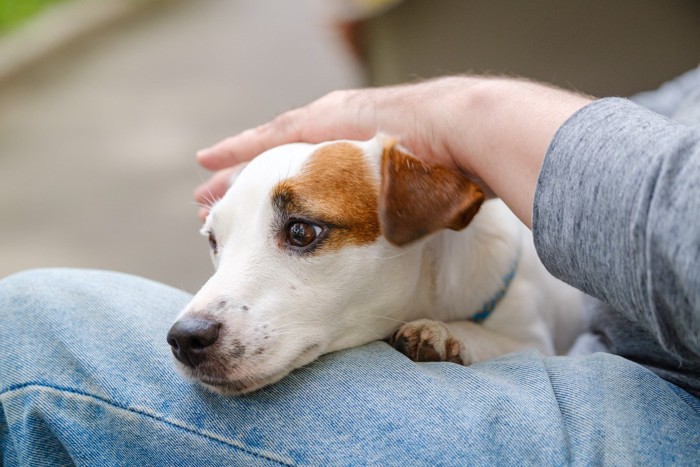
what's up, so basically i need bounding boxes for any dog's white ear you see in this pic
[379,140,485,247]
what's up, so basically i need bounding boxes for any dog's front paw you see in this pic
[387,319,463,364]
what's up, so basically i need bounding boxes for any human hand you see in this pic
[194,76,592,226]
[193,77,487,221]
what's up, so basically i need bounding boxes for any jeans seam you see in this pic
[541,360,572,464]
[1,381,295,466]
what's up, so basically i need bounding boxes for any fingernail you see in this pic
[196,148,212,160]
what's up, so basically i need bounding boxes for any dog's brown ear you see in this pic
[379,140,485,246]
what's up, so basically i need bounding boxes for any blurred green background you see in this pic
[0,0,69,33]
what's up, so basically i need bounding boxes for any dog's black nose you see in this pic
[167,317,221,368]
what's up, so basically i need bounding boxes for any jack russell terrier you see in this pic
[167,136,585,395]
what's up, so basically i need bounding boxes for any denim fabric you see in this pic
[1,269,699,465]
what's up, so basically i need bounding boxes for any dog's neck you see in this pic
[414,199,525,322]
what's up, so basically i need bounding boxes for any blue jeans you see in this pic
[1,269,698,465]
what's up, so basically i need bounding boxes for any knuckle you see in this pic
[270,111,297,132]
[321,89,353,107]
[325,89,346,101]
[253,121,273,135]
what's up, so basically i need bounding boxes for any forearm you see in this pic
[438,78,592,227]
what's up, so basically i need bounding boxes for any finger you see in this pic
[194,164,249,223]
[197,107,310,171]
[196,89,375,170]
[193,166,237,208]
[198,207,209,224]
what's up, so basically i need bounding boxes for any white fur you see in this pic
[172,136,584,395]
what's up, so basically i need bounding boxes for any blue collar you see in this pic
[469,244,522,323]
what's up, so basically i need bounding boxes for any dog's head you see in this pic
[168,136,484,395]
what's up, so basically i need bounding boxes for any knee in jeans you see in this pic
[0,269,70,317]
[0,268,112,321]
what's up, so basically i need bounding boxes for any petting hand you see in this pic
[193,77,482,221]
[194,76,592,226]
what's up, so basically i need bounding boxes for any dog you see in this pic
[167,135,585,395]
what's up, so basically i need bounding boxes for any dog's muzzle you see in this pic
[166,317,221,368]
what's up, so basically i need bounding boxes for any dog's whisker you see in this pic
[173,282,194,295]
[189,200,216,210]
[259,313,333,329]
[197,181,221,210]
[191,164,222,209]
[200,193,220,209]
[268,317,338,329]
[375,250,410,261]
[359,314,408,325]
[264,327,322,338]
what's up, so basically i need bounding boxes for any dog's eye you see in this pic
[286,221,322,248]
[208,231,217,254]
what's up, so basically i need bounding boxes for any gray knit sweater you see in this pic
[533,67,700,398]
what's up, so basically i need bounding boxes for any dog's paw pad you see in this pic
[387,319,463,364]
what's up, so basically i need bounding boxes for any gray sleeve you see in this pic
[630,65,700,117]
[532,98,700,361]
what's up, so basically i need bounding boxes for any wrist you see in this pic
[441,77,592,226]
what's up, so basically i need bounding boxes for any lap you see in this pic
[1,269,698,465]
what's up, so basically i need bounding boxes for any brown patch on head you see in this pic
[272,142,380,252]
[380,140,485,246]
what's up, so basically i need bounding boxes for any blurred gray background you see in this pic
[0,0,362,292]
[1,0,698,293]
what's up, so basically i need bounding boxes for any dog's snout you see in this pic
[167,317,221,368]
